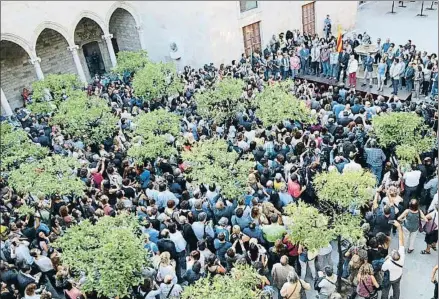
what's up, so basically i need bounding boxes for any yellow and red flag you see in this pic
[336,25,343,53]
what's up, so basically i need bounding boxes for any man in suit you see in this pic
[361,53,374,88]
[338,48,350,82]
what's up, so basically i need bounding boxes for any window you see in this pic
[240,1,258,12]
[302,2,316,35]
[242,22,261,56]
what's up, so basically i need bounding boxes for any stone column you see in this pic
[136,25,146,50]
[102,34,117,67]
[30,57,45,80]
[1,88,13,116]
[68,45,87,84]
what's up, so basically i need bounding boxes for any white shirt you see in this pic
[169,231,187,253]
[403,170,421,187]
[382,246,405,281]
[34,256,54,272]
[429,194,438,212]
[343,161,362,172]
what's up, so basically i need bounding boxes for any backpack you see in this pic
[371,258,385,273]
[203,225,216,253]
[314,276,335,293]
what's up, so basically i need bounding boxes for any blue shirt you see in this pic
[144,241,159,257]
[142,227,160,243]
[157,190,179,209]
[377,63,386,75]
[139,170,150,189]
[333,104,345,120]
[279,192,294,207]
[192,222,214,241]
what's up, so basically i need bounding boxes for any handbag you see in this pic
[423,212,438,234]
[362,278,378,299]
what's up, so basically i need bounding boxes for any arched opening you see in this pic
[74,17,111,79]
[36,28,77,76]
[109,8,141,53]
[0,40,37,110]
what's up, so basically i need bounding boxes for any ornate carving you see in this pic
[75,18,102,42]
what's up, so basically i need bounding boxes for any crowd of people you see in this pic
[1,20,439,299]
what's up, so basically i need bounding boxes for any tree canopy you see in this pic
[28,74,83,114]
[254,83,316,127]
[54,213,149,298]
[371,112,435,164]
[284,201,333,251]
[0,122,48,170]
[50,91,118,146]
[127,109,181,162]
[133,61,183,101]
[194,77,246,124]
[181,264,262,299]
[181,139,254,199]
[112,50,150,74]
[7,155,84,197]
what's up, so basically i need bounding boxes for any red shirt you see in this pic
[287,180,301,199]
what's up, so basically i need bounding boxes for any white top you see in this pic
[34,256,54,272]
[403,170,421,187]
[382,246,405,281]
[429,194,438,212]
[343,161,362,172]
[169,231,187,253]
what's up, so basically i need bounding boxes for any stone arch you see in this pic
[108,8,142,52]
[71,11,109,38]
[1,33,34,59]
[35,28,77,77]
[33,21,73,49]
[0,39,38,110]
[73,16,112,80]
[105,2,141,29]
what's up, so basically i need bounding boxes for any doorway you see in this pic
[111,38,120,55]
[82,41,105,77]
[302,2,316,35]
[242,22,262,56]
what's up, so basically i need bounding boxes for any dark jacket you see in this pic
[157,238,178,261]
[17,272,36,294]
[181,223,198,252]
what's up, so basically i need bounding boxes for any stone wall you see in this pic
[0,41,37,110]
[35,29,77,76]
[109,8,141,52]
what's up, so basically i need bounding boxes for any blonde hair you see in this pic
[232,225,241,235]
[160,251,171,265]
[359,263,374,277]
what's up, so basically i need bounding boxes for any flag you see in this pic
[336,25,343,53]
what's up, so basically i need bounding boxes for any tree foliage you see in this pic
[181,264,262,299]
[255,84,316,127]
[313,170,376,208]
[8,155,84,197]
[133,61,183,101]
[0,122,48,170]
[181,139,254,199]
[127,109,181,162]
[372,112,435,164]
[54,213,149,298]
[113,50,150,74]
[194,77,246,124]
[284,202,333,251]
[28,74,83,114]
[50,91,118,146]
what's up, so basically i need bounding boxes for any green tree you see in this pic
[133,61,183,101]
[127,109,181,162]
[313,169,376,292]
[50,91,118,146]
[371,112,435,164]
[0,122,48,170]
[28,74,83,114]
[181,264,262,299]
[194,77,246,124]
[254,84,316,127]
[54,213,149,298]
[112,50,149,74]
[284,201,333,252]
[7,155,84,197]
[181,139,254,200]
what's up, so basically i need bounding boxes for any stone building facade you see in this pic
[0,0,358,115]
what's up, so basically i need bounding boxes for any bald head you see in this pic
[280,255,288,266]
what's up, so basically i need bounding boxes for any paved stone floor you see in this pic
[355,0,438,53]
[301,231,437,298]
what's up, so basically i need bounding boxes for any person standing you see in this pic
[364,139,386,184]
[402,163,422,208]
[271,255,295,296]
[381,221,404,299]
[321,46,330,78]
[299,44,310,75]
[329,47,339,80]
[361,52,374,88]
[290,53,300,80]
[323,15,332,39]
[281,52,290,80]
[339,48,350,83]
[389,58,404,95]
[397,199,428,254]
[347,55,359,88]
[404,62,415,93]
[413,65,424,99]
[377,57,387,92]
[355,263,380,299]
